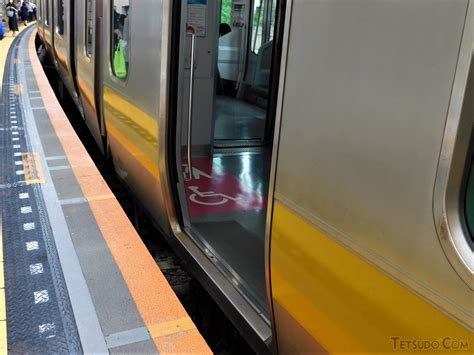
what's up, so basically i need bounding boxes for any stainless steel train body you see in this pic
[36,0,473,353]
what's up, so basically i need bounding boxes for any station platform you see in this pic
[0,25,211,354]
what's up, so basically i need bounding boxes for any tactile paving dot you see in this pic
[34,290,49,304]
[25,241,39,251]
[23,222,35,230]
[21,206,32,214]
[29,263,44,275]
[38,323,56,339]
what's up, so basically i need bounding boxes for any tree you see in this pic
[220,0,232,24]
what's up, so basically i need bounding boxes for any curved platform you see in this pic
[0,25,211,354]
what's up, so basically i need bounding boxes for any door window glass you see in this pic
[111,0,130,80]
[45,0,49,26]
[85,0,93,57]
[57,0,64,35]
[465,159,474,240]
[269,0,277,41]
[251,0,264,53]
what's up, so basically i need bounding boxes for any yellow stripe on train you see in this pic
[271,202,473,353]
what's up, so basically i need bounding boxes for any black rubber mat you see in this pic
[0,27,82,353]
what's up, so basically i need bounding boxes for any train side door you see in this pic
[75,0,105,150]
[171,0,285,343]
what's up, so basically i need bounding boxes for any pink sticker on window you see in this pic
[182,158,267,217]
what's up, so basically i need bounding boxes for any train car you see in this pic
[37,0,80,110]
[36,0,473,353]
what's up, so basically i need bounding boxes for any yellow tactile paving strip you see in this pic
[0,21,34,92]
[28,30,212,353]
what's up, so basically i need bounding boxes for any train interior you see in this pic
[174,0,280,316]
[215,0,277,146]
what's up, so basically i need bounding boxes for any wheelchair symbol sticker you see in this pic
[182,159,266,216]
[188,186,241,206]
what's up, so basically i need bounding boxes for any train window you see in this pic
[251,0,265,53]
[85,0,93,57]
[465,157,474,241]
[45,0,49,26]
[111,0,130,80]
[221,0,232,24]
[268,0,277,41]
[56,0,64,35]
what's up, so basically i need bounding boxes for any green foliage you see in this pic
[220,0,232,24]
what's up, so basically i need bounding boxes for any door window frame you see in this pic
[433,5,474,288]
